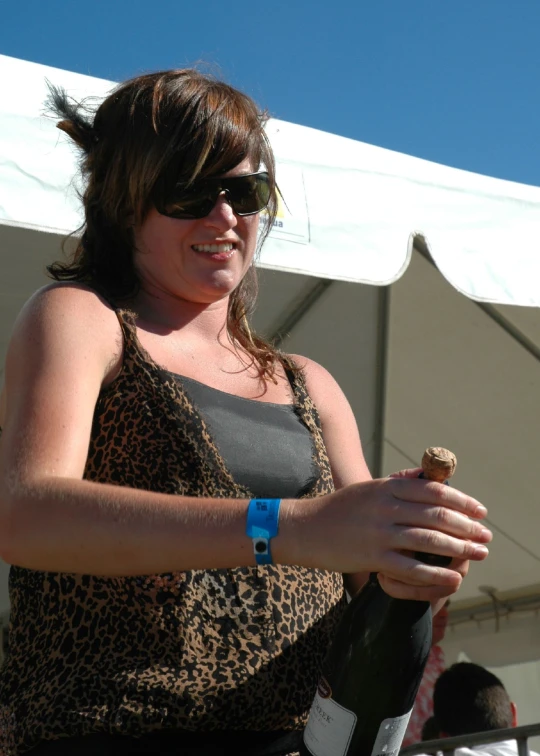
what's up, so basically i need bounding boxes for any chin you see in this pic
[198,274,243,298]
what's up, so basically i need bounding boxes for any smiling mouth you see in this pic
[192,243,235,254]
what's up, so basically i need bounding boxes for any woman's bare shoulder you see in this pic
[13,282,121,350]
[7,282,123,387]
[286,353,342,395]
[20,281,117,322]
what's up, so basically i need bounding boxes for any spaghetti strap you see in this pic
[112,307,139,351]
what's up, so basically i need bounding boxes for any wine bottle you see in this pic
[301,447,457,756]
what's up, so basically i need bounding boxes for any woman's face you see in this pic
[133,158,260,306]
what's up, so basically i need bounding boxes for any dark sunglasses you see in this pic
[155,171,271,220]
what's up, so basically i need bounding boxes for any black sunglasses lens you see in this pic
[159,187,216,219]
[159,172,270,219]
[227,174,271,215]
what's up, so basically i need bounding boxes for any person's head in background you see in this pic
[432,599,450,646]
[433,662,517,737]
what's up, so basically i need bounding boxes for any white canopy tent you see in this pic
[1,55,540,681]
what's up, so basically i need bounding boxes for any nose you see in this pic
[203,192,238,230]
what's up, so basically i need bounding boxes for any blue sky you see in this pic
[2,0,540,186]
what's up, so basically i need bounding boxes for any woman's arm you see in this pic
[0,292,490,594]
[295,354,490,601]
[0,284,266,574]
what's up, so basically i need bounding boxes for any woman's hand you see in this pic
[289,467,491,602]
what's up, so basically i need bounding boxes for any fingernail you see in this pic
[480,528,492,542]
[474,545,489,557]
[475,505,488,518]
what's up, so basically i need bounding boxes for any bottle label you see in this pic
[370,709,413,756]
[303,684,357,756]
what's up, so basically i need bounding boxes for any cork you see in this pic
[421,447,457,483]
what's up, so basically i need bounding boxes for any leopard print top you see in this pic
[0,308,347,755]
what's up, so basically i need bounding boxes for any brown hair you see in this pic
[46,69,282,380]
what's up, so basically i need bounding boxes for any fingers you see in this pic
[389,502,492,546]
[392,527,489,561]
[450,558,470,580]
[377,572,461,602]
[375,478,492,571]
[388,467,423,480]
[377,554,471,599]
[314,478,490,586]
[388,477,488,520]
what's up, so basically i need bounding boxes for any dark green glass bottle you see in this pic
[302,449,456,756]
[301,573,433,756]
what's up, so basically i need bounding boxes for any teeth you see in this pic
[192,243,234,253]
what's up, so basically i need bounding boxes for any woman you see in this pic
[0,69,491,755]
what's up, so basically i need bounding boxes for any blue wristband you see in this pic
[246,499,281,565]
